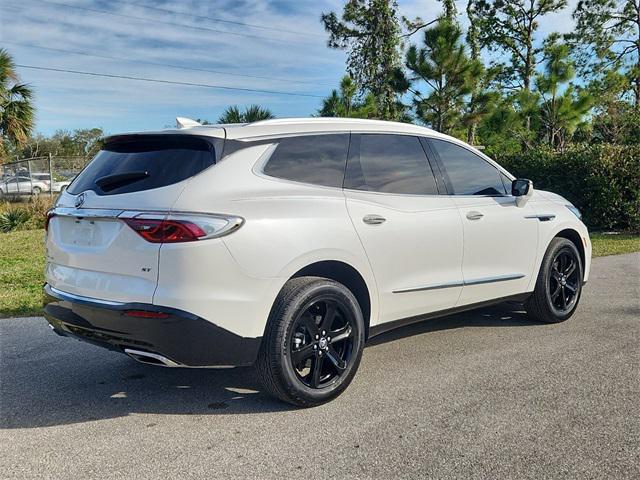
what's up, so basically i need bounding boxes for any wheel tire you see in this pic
[32,186,42,196]
[525,237,584,323]
[256,276,365,407]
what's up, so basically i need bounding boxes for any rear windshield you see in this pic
[67,135,216,195]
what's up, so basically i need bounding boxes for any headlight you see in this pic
[566,205,582,220]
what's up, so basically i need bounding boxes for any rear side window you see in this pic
[263,134,349,188]
[345,134,438,195]
[67,135,216,196]
[429,139,507,196]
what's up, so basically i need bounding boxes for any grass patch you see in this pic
[0,229,638,318]
[0,229,45,318]
[591,233,640,257]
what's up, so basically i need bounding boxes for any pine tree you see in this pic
[321,0,404,120]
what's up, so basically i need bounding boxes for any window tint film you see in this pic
[263,134,349,188]
[67,135,216,196]
[345,134,438,195]
[429,139,507,196]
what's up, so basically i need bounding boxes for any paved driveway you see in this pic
[1,253,639,479]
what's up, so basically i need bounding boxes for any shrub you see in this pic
[0,197,53,232]
[0,207,32,233]
[494,144,640,232]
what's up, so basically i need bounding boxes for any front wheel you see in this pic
[256,276,365,407]
[526,237,584,323]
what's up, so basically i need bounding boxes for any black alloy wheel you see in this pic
[526,237,584,323]
[256,276,365,407]
[548,249,580,314]
[289,298,355,389]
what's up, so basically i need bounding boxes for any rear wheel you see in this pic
[256,276,365,407]
[526,237,583,323]
[32,186,42,196]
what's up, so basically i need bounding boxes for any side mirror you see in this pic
[512,178,533,208]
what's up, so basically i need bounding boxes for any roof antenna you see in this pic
[176,117,201,129]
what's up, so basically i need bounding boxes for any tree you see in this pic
[463,0,502,145]
[572,0,640,108]
[536,37,593,149]
[217,105,274,123]
[14,128,104,159]
[591,99,640,143]
[317,75,377,118]
[399,18,481,134]
[474,0,568,92]
[321,0,404,119]
[0,49,34,159]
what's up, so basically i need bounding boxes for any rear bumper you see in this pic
[43,284,261,367]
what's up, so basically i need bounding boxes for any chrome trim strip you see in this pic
[48,285,127,306]
[463,273,526,286]
[393,273,525,294]
[393,280,464,294]
[525,214,556,221]
[52,207,124,219]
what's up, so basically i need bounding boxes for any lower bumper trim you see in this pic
[43,284,261,367]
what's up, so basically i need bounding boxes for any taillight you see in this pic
[123,218,205,243]
[121,213,243,243]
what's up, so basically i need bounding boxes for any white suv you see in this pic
[44,118,591,406]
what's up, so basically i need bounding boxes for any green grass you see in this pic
[591,233,640,258]
[0,229,45,318]
[0,229,638,318]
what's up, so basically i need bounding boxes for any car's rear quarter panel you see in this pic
[162,142,379,338]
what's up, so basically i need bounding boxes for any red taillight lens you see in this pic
[123,218,206,243]
[124,310,170,319]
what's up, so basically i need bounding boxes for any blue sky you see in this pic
[2,0,578,136]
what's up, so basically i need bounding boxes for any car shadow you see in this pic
[1,303,539,429]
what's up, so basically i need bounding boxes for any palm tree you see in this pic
[318,76,377,118]
[0,49,34,156]
[217,105,274,123]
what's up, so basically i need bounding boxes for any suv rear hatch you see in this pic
[45,132,224,304]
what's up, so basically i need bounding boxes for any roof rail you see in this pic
[249,117,407,126]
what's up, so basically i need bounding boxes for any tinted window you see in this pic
[500,172,513,194]
[263,134,349,188]
[67,135,216,196]
[429,139,506,195]
[345,134,438,195]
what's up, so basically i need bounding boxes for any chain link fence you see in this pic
[0,155,89,200]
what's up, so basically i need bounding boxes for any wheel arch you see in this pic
[291,260,372,339]
[554,228,586,272]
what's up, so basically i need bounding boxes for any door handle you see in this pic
[363,214,386,225]
[466,211,484,220]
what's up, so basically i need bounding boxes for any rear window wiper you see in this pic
[95,171,149,192]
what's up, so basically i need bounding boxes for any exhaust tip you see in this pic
[124,348,180,367]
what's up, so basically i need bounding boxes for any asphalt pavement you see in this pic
[1,253,639,479]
